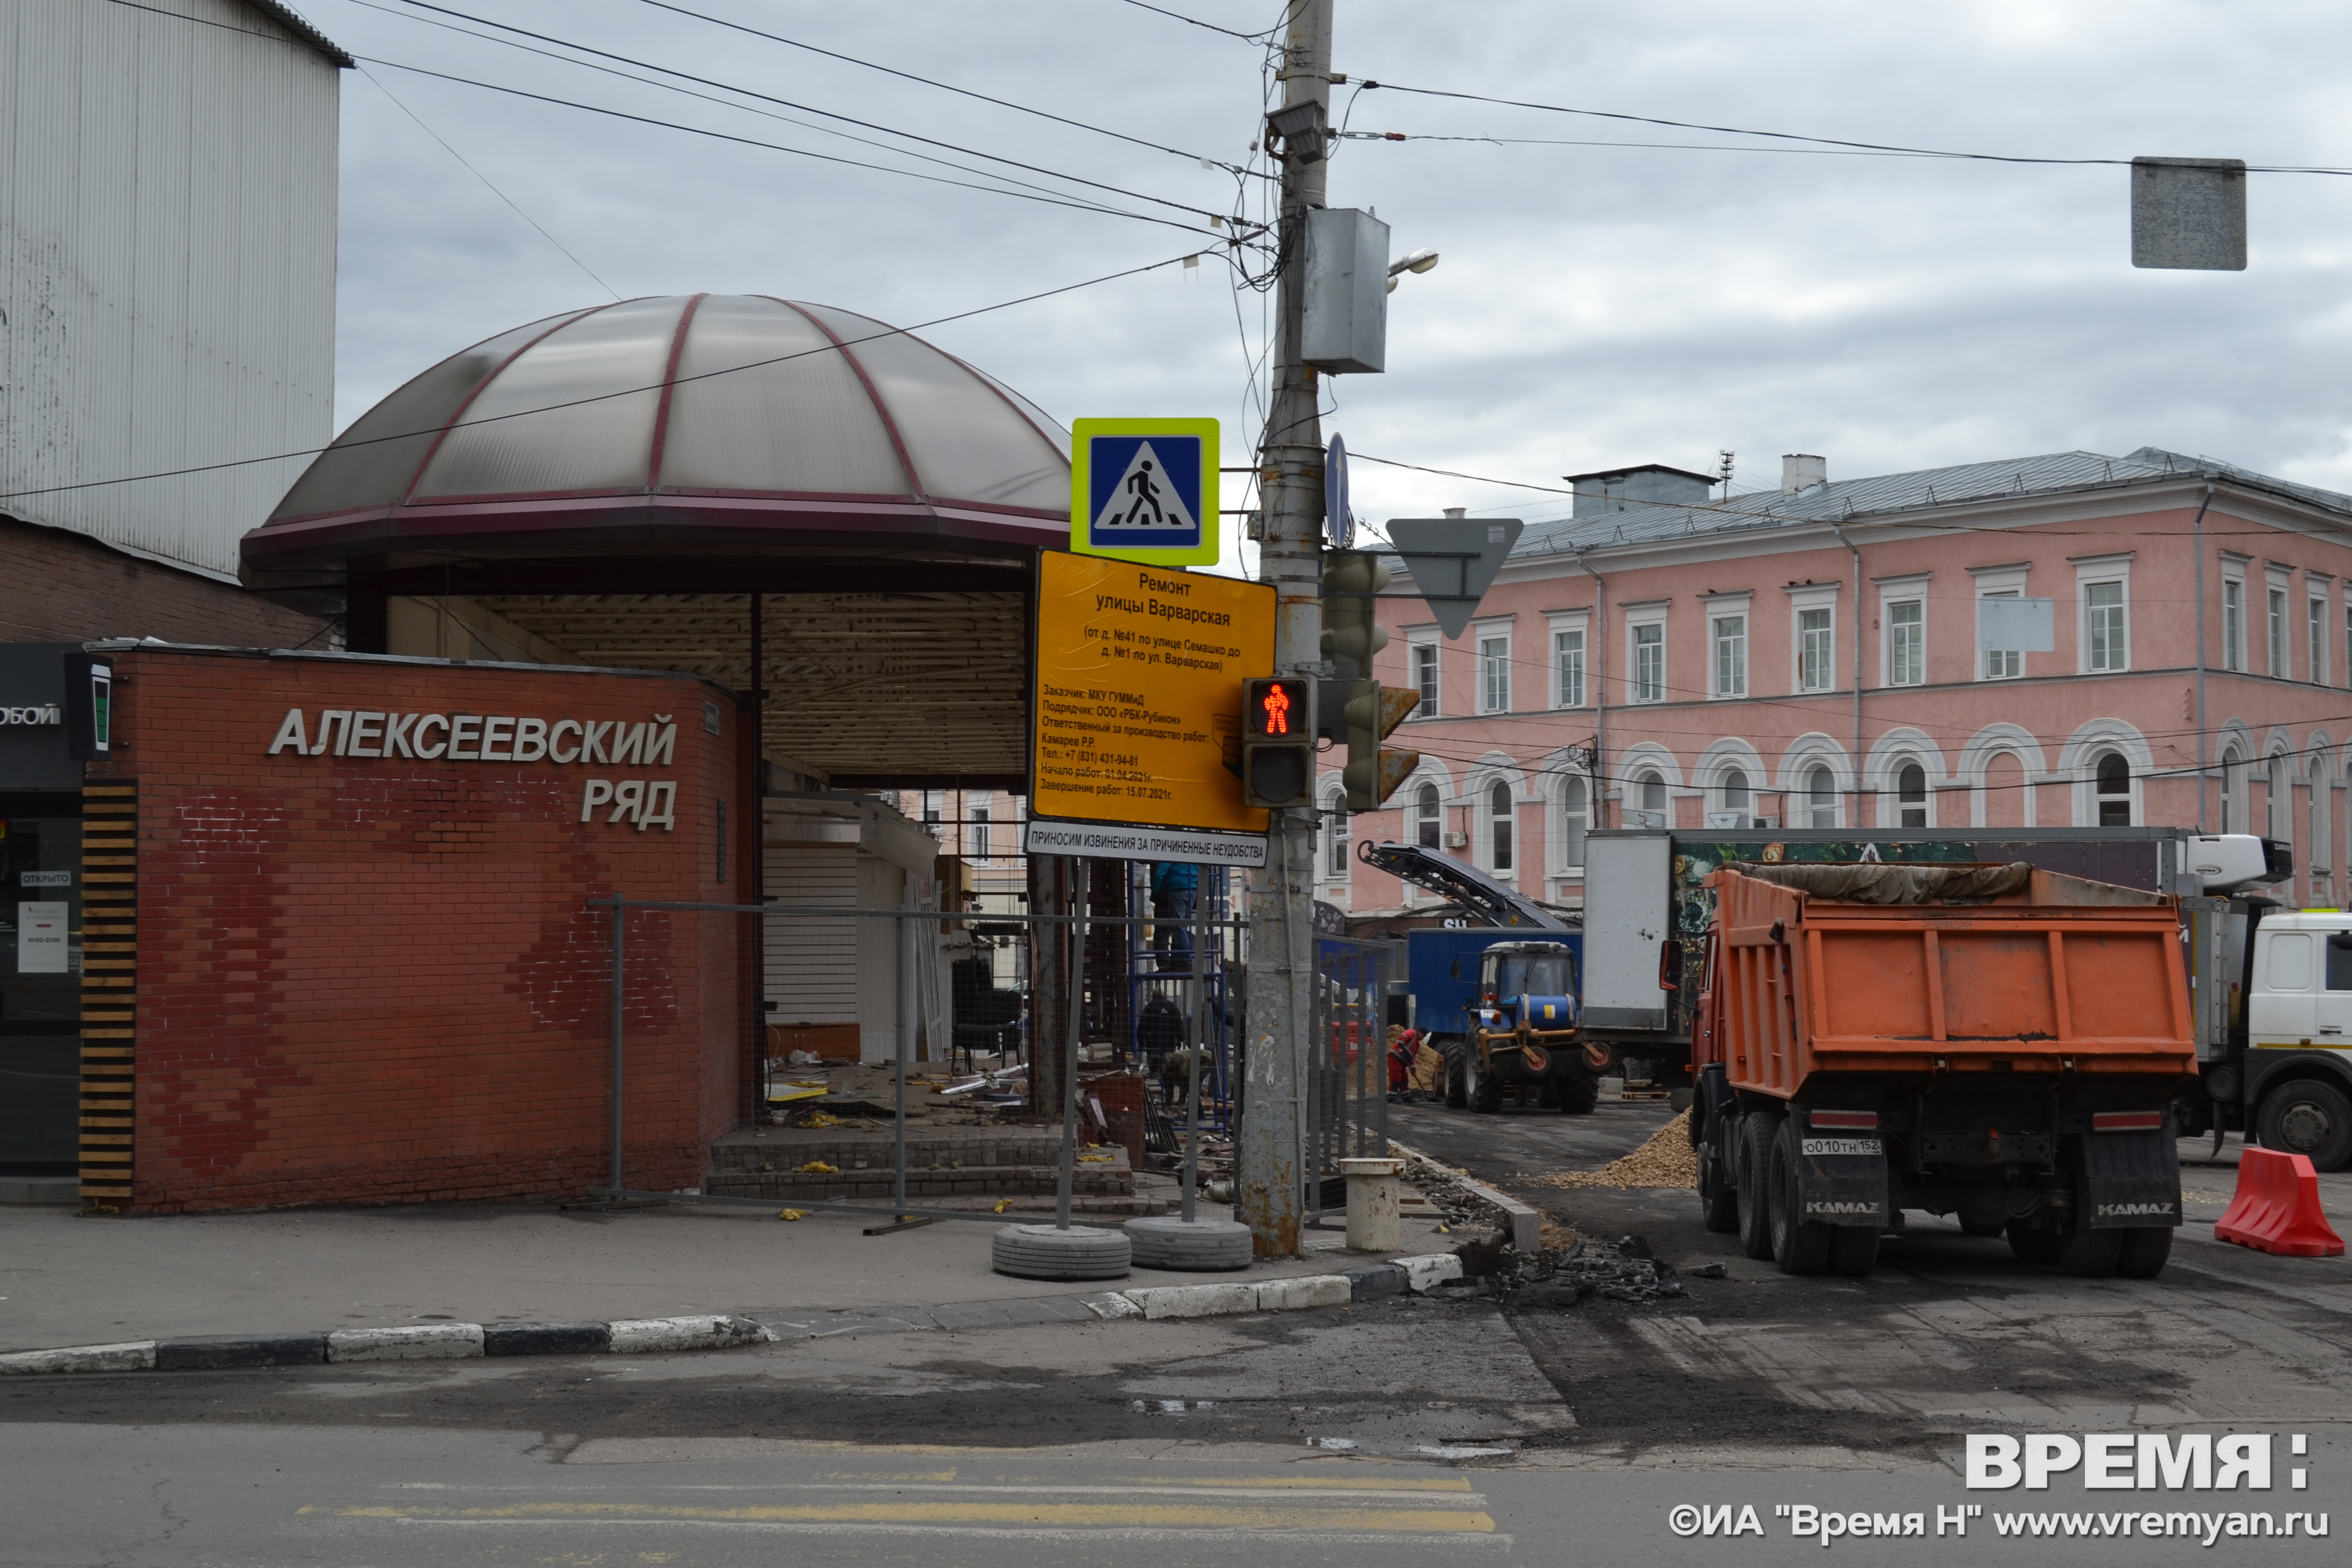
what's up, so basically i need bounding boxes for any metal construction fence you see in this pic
[584,882,1392,1234]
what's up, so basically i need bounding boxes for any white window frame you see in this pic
[1801,761,1841,829]
[1877,575,1930,689]
[2222,567,2246,673]
[1705,592,1751,699]
[1484,778,1516,878]
[1554,774,1590,873]
[1475,620,1512,715]
[1969,563,2029,681]
[1886,755,1934,828]
[2310,576,2333,685]
[2072,553,2133,676]
[1547,610,1590,709]
[1786,582,1839,694]
[2267,566,2292,677]
[1407,633,1440,720]
[1320,787,1351,880]
[1625,603,1668,704]
[1411,780,1443,851]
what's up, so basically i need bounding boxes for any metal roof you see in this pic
[1492,446,2352,563]
[246,1,354,68]
[243,293,1071,584]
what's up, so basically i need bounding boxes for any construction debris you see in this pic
[1544,1109,1699,1189]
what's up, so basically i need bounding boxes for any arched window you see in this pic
[1897,761,1928,828]
[1807,765,1837,829]
[1632,770,1667,825]
[1721,767,1750,815]
[1489,780,1515,873]
[1414,783,1441,849]
[1324,791,1351,877]
[2095,752,2132,827]
[2268,754,2289,842]
[1558,777,1589,869]
[2220,747,2243,834]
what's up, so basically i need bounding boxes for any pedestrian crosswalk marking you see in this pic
[325,1499,1497,1532]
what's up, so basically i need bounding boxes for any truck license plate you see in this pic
[1801,1137,1882,1157]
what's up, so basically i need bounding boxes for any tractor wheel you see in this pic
[1555,1065,1601,1116]
[1442,1043,1468,1109]
[1464,1046,1503,1114]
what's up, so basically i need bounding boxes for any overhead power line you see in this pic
[1113,0,1284,43]
[361,56,1228,238]
[352,0,1190,229]
[1353,80,2352,176]
[377,1,1243,226]
[0,250,1207,504]
[626,0,1271,178]
[354,63,622,301]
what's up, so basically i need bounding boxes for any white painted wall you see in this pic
[0,0,339,577]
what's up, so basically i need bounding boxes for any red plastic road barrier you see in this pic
[2214,1147,2346,1257]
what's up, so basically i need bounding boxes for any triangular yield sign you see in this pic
[1385,518,1524,640]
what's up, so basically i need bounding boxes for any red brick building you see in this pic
[60,644,750,1212]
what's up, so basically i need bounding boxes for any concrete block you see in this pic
[326,1324,485,1362]
[1122,1283,1257,1320]
[1256,1275,1351,1311]
[606,1315,770,1353]
[0,1341,156,1376]
[1344,1263,1408,1301]
[483,1322,610,1357]
[1397,1253,1464,1292]
[1082,1291,1144,1320]
[156,1333,326,1370]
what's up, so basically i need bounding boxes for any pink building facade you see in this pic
[1324,448,2352,919]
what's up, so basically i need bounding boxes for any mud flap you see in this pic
[2081,1129,2183,1230]
[1796,1133,1890,1226]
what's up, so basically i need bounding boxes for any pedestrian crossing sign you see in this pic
[1069,418,1219,566]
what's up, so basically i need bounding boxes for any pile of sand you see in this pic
[1545,1109,1699,1189]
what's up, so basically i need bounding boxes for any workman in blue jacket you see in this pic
[1151,860,1197,971]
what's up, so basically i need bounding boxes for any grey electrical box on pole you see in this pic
[1303,207,1390,374]
[2131,157,2246,271]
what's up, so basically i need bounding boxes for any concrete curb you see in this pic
[1388,1136,1544,1254]
[0,1260,1466,1377]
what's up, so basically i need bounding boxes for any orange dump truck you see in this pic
[1689,862,2197,1279]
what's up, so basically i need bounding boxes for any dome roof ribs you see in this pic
[399,300,627,508]
[644,293,709,493]
[768,296,928,503]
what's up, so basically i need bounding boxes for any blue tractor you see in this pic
[1359,841,1600,1115]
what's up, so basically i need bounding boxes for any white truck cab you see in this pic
[2230,909,2352,1169]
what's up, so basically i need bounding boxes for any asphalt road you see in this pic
[7,1100,2350,1564]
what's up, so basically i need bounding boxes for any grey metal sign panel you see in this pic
[0,645,84,791]
[2132,157,2247,271]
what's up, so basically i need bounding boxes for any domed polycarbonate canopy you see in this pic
[242,293,1071,583]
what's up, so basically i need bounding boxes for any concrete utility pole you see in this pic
[1238,0,1334,1258]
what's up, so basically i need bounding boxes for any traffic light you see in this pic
[1240,676,1315,809]
[1342,679,1419,811]
[1318,551,1389,742]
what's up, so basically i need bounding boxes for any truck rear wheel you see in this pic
[1828,1224,1879,1278]
[1555,1066,1600,1116]
[1697,1127,1740,1234]
[1463,1047,1503,1114]
[2115,1226,2173,1279]
[1767,1119,1834,1276]
[1442,1044,1468,1109]
[2006,1220,2061,1264]
[2256,1079,2352,1172]
[1736,1111,1779,1261]
[1959,1216,2006,1238]
[2059,1216,2124,1277]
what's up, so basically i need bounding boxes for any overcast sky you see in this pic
[311,0,2352,565]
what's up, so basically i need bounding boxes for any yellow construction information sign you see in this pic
[1026,551,1275,864]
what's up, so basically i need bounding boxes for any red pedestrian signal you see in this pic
[1254,678,1303,737]
[1240,677,1315,808]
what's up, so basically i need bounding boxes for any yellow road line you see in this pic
[1114,1473,1475,1492]
[323,1501,1495,1532]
